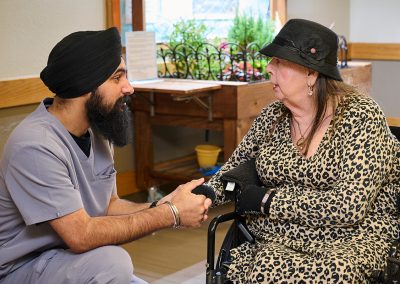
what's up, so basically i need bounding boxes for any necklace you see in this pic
[292,114,333,152]
[292,118,313,151]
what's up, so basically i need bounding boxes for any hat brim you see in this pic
[260,43,342,81]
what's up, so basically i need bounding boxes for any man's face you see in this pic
[85,60,134,147]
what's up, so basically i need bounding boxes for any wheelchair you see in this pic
[206,123,400,284]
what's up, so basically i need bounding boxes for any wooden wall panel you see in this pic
[348,43,400,61]
[0,77,51,110]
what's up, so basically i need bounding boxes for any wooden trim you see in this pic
[270,0,287,25]
[116,170,142,196]
[387,117,400,127]
[348,43,400,61]
[105,0,121,32]
[0,77,51,110]
[132,0,145,31]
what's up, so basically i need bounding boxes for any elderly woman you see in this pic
[207,19,400,283]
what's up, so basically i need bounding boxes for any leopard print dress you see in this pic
[207,94,400,283]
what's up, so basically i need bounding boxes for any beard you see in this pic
[86,90,133,147]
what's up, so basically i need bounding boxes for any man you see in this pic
[0,27,212,283]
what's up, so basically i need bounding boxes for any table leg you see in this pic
[223,119,237,161]
[134,111,153,190]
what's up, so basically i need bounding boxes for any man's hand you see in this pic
[168,178,212,228]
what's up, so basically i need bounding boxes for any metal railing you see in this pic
[157,37,349,82]
[157,42,270,82]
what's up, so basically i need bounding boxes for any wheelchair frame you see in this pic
[206,212,254,284]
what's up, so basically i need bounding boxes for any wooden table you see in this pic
[131,79,227,189]
[131,62,372,190]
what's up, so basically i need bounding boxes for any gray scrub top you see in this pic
[0,98,117,278]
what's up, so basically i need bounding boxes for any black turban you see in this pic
[40,27,122,99]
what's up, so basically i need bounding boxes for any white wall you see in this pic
[0,0,124,166]
[349,0,400,116]
[350,0,400,43]
[370,61,400,116]
[287,0,349,38]
[0,0,106,80]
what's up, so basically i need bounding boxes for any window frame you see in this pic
[106,0,287,32]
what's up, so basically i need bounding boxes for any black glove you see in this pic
[192,184,216,202]
[220,159,263,201]
[237,185,276,215]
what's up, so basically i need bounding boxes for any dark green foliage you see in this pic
[169,19,208,48]
[228,13,275,48]
[159,16,274,81]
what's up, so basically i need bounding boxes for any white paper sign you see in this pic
[125,31,158,82]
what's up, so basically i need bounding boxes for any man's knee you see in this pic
[88,246,133,283]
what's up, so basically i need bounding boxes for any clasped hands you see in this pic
[158,178,213,228]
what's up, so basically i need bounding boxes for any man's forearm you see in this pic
[51,204,173,253]
[84,204,172,251]
[107,196,151,215]
[51,178,209,253]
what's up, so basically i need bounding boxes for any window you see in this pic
[149,0,270,42]
[107,0,287,47]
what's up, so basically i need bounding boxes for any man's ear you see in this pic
[81,91,93,102]
[83,91,92,98]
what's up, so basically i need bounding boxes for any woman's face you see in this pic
[266,57,311,104]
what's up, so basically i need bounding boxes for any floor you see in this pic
[121,186,233,283]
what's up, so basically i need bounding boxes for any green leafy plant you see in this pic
[228,13,275,48]
[159,16,273,81]
[166,19,220,79]
[168,19,208,48]
[225,13,274,81]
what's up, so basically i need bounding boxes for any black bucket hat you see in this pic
[260,19,342,81]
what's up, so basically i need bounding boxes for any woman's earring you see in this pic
[308,84,313,96]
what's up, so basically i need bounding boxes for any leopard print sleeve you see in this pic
[269,96,393,228]
[206,101,283,205]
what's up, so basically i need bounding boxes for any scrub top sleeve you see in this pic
[5,144,83,225]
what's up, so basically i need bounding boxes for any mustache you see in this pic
[119,95,131,105]
[114,95,132,112]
